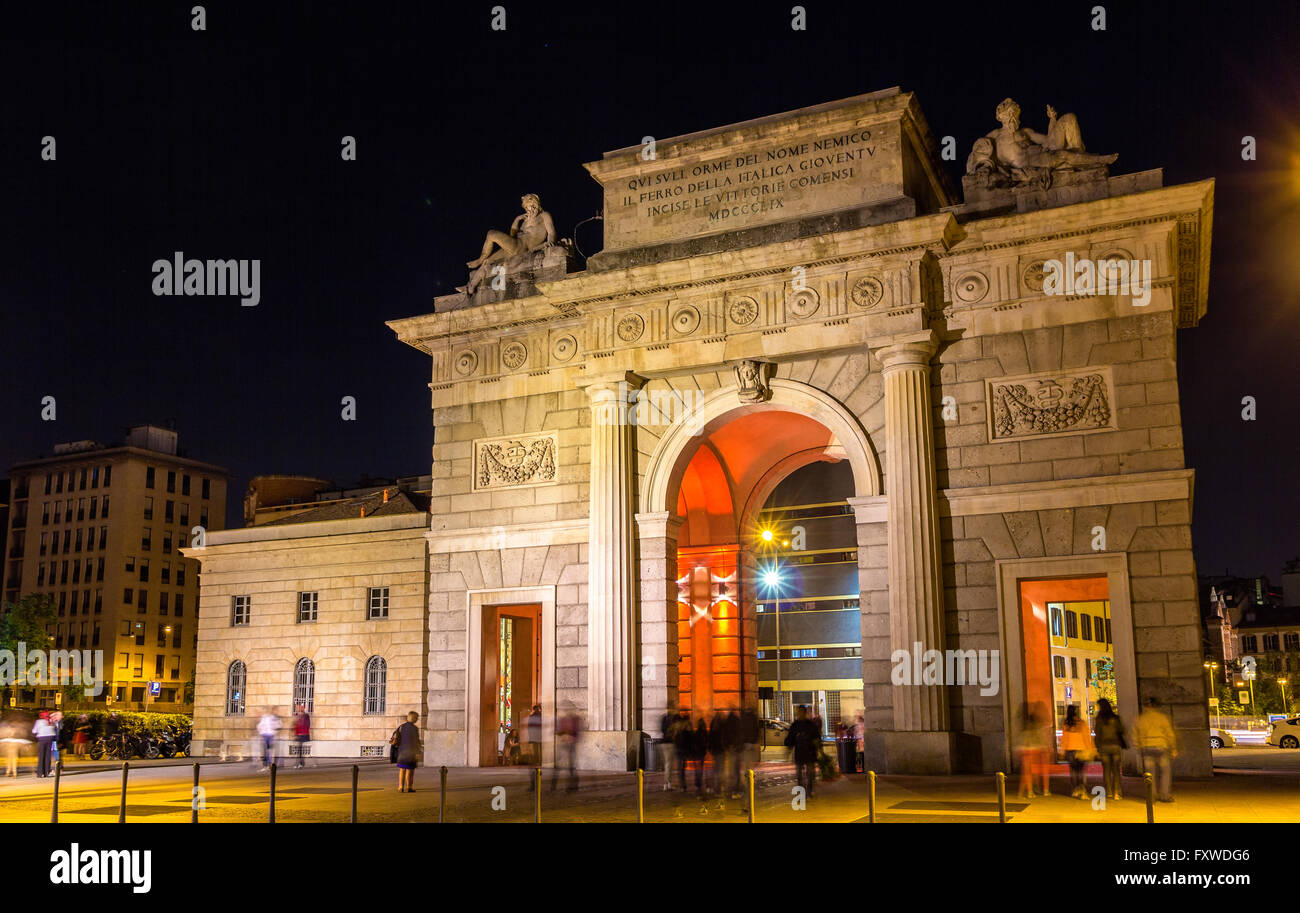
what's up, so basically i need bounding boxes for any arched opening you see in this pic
[662,397,870,726]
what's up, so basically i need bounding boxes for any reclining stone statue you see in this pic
[460,193,558,295]
[966,98,1117,191]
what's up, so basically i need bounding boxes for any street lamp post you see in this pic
[1204,661,1219,728]
[1280,677,1290,716]
[760,529,784,720]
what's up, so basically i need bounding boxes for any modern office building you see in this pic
[2,425,227,710]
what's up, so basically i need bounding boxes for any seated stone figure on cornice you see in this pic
[966,98,1118,191]
[459,193,558,295]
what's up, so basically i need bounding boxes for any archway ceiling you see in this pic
[675,410,839,547]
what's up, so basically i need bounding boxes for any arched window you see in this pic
[364,656,386,715]
[226,660,246,715]
[293,658,315,713]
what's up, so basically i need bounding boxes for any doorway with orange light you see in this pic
[479,603,541,767]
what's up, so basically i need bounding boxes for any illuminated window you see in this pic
[226,661,246,715]
[363,657,386,715]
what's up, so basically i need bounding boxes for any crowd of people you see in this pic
[1016,696,1180,802]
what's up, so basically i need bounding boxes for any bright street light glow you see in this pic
[760,529,774,542]
[763,569,781,588]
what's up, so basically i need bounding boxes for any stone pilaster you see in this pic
[875,332,949,733]
[580,371,645,767]
[635,510,682,735]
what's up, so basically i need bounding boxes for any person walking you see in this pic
[552,704,581,792]
[671,709,694,792]
[723,710,743,799]
[1,717,29,777]
[1015,704,1047,798]
[292,705,311,768]
[394,711,422,792]
[256,707,281,771]
[853,712,866,774]
[525,703,543,766]
[1060,704,1096,798]
[1093,698,1127,801]
[739,707,761,803]
[785,705,821,799]
[691,715,708,799]
[1133,697,1178,802]
[73,714,91,760]
[32,712,56,778]
[707,712,727,798]
[659,708,678,791]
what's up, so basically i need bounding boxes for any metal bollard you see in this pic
[351,765,359,823]
[996,771,1007,823]
[439,766,447,823]
[51,758,63,824]
[747,769,756,823]
[534,767,542,823]
[1144,771,1154,823]
[192,763,200,824]
[636,769,644,823]
[118,762,129,823]
[868,770,876,823]
[269,762,277,823]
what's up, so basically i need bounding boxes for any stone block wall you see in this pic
[191,522,428,757]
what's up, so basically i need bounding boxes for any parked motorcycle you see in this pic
[156,727,179,758]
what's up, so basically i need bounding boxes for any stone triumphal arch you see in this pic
[389,87,1214,775]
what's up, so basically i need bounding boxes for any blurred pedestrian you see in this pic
[1093,698,1126,801]
[853,712,866,773]
[552,704,581,792]
[73,714,91,760]
[1061,704,1095,798]
[659,708,677,791]
[1016,703,1050,798]
[1134,697,1177,802]
[50,711,64,768]
[671,709,693,792]
[723,709,743,798]
[707,712,727,797]
[525,703,543,766]
[292,704,311,768]
[395,711,423,792]
[1,717,30,777]
[33,711,56,778]
[257,707,281,771]
[785,705,820,799]
[739,706,761,800]
[691,715,708,798]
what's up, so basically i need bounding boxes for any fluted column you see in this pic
[876,332,949,732]
[583,371,645,735]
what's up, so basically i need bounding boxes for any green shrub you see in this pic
[75,710,191,739]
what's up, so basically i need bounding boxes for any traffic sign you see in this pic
[148,680,161,697]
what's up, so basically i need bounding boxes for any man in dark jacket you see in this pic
[785,705,821,798]
[707,713,727,798]
[672,710,694,792]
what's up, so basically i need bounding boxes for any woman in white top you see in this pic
[32,712,57,778]
[0,718,32,777]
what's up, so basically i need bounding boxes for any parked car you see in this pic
[1267,716,1300,748]
[1209,728,1236,749]
[760,718,790,747]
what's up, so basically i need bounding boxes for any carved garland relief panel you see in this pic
[985,366,1117,442]
[472,431,559,491]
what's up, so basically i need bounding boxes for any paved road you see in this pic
[4,751,1300,823]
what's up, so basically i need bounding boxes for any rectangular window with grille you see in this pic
[232,595,250,626]
[299,591,318,623]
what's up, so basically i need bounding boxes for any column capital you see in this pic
[577,370,647,399]
[635,510,684,539]
[871,330,938,372]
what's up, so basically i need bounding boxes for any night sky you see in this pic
[1,1,1296,580]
